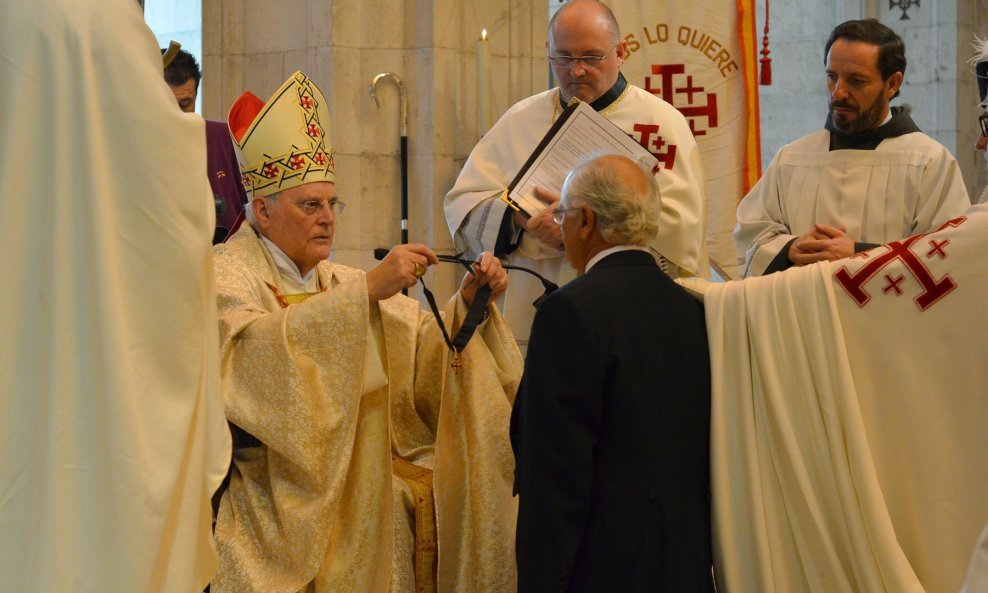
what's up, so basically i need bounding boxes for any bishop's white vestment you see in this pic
[445,80,707,347]
[212,225,522,593]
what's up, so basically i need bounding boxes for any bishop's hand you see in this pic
[366,243,439,302]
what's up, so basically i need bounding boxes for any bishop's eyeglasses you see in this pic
[979,112,988,137]
[296,199,346,217]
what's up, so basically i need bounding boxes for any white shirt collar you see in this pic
[584,245,649,273]
[258,233,316,286]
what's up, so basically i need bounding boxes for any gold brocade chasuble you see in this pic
[263,274,438,593]
[212,226,522,593]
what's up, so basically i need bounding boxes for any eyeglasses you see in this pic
[551,206,581,225]
[979,112,988,137]
[295,199,346,217]
[547,47,615,68]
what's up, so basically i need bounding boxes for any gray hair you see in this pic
[561,154,661,246]
[244,192,279,227]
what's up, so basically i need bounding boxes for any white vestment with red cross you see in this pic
[445,83,707,348]
[703,203,988,593]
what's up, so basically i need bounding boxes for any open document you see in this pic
[502,100,659,217]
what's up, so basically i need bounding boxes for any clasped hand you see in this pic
[788,224,855,266]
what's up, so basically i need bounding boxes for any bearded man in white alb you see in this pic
[733,18,969,277]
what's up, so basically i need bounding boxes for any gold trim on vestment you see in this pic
[392,456,437,593]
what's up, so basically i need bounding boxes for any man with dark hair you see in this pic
[162,48,200,112]
[161,47,247,243]
[824,19,906,101]
[734,18,969,277]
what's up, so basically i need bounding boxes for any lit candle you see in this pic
[477,29,492,135]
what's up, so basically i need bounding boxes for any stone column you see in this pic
[202,0,547,303]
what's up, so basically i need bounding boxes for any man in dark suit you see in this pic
[511,154,713,593]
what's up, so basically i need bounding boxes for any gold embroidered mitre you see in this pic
[228,71,335,199]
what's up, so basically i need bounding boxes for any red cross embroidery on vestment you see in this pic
[882,274,905,295]
[927,239,949,259]
[833,217,966,311]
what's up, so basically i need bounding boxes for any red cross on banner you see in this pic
[645,64,719,137]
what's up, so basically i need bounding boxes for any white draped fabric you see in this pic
[0,1,230,590]
[705,204,988,593]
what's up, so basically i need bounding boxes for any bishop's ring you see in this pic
[413,263,427,278]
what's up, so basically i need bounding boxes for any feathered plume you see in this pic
[970,35,988,67]
[971,36,988,105]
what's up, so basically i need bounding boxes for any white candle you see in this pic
[477,29,492,136]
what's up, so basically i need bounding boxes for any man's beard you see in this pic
[830,94,886,134]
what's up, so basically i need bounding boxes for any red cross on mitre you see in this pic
[313,151,328,166]
[306,123,321,139]
[290,155,306,170]
[263,164,280,179]
[242,174,252,188]
[299,95,314,110]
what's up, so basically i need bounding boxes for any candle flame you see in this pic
[481,29,488,40]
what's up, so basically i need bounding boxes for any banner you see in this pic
[610,0,761,279]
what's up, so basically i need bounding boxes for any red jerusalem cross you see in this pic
[633,124,677,170]
[644,64,719,136]
[833,217,966,311]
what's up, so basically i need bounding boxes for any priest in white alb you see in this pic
[211,71,523,593]
[444,0,707,349]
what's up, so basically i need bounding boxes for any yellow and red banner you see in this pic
[612,0,761,279]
